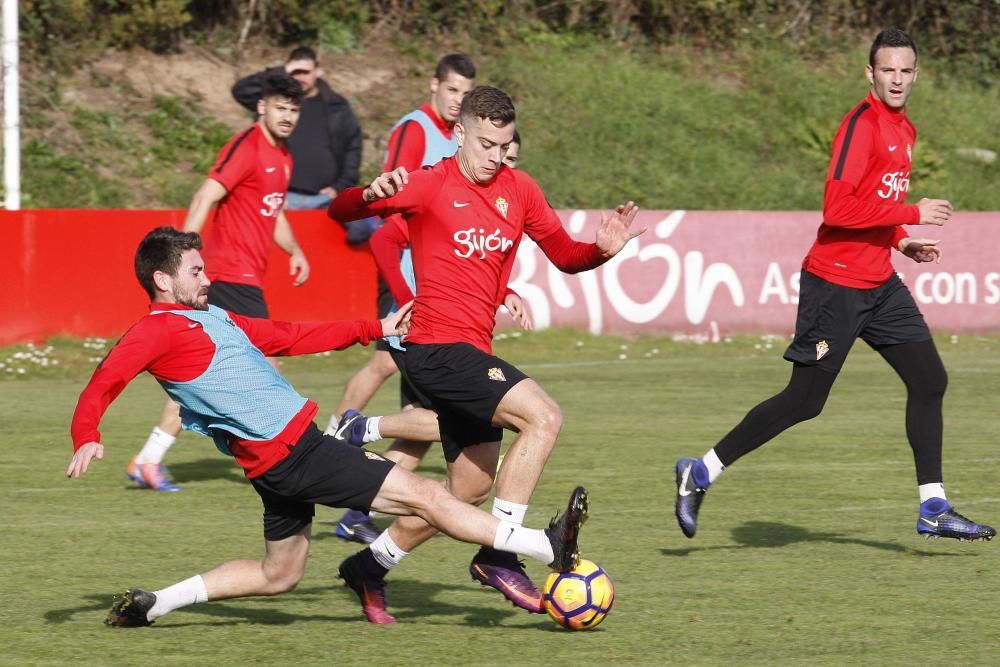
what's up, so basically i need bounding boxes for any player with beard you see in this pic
[673,28,995,543]
[328,86,643,623]
[126,74,311,492]
[69,227,589,628]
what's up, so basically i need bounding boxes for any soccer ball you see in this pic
[542,559,615,630]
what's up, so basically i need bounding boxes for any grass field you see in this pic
[2,330,999,666]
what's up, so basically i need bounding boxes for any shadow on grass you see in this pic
[660,521,976,558]
[44,580,545,629]
[162,457,244,484]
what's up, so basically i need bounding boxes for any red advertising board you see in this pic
[1,209,997,345]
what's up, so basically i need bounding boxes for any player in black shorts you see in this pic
[68,227,588,628]
[673,28,994,543]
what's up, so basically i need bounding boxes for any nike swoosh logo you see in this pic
[504,527,515,544]
[678,465,692,497]
[498,508,513,516]
[188,323,199,328]
[920,517,939,527]
[266,167,277,172]
[888,145,897,151]
[453,201,470,208]
[386,549,396,558]
[339,524,355,536]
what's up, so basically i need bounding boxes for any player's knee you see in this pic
[262,566,304,595]
[450,476,493,506]
[795,395,827,421]
[921,366,948,399]
[520,399,562,439]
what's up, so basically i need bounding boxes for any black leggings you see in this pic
[714,339,946,484]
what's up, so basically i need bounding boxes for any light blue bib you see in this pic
[151,306,308,455]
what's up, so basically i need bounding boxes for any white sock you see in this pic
[492,497,528,526]
[370,529,408,570]
[702,448,725,484]
[493,520,554,564]
[323,413,341,436]
[148,574,208,621]
[136,427,176,465]
[363,416,383,444]
[919,483,947,503]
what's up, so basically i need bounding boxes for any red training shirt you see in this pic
[71,303,383,478]
[202,123,293,288]
[804,91,920,288]
[330,157,606,353]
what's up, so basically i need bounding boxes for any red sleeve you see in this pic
[328,170,432,223]
[891,225,909,250]
[229,313,384,356]
[384,120,426,171]
[208,129,255,192]
[535,229,606,273]
[327,186,370,223]
[519,173,607,273]
[370,215,415,304]
[823,118,920,228]
[70,318,171,450]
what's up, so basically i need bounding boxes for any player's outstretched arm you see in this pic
[66,442,105,479]
[595,201,645,258]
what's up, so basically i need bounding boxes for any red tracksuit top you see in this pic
[330,157,607,354]
[803,91,921,288]
[70,303,383,477]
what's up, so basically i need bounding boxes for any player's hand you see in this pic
[382,301,413,337]
[66,442,104,479]
[596,201,646,258]
[289,250,310,286]
[364,168,409,202]
[915,198,953,226]
[898,237,942,264]
[503,293,533,331]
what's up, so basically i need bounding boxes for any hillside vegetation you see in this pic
[16,1,999,210]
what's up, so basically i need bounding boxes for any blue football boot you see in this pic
[917,498,995,541]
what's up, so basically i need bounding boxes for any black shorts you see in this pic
[375,277,394,352]
[249,424,395,541]
[784,270,931,373]
[208,281,269,318]
[403,342,528,462]
[389,347,423,408]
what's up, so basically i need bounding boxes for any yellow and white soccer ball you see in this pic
[542,559,615,630]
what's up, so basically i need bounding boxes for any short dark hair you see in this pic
[459,86,515,127]
[287,46,318,64]
[512,129,521,145]
[435,53,476,81]
[869,28,917,68]
[135,227,202,300]
[262,73,304,105]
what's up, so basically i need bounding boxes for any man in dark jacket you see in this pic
[233,46,362,210]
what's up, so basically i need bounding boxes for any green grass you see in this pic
[3,330,1000,665]
[19,39,1000,210]
[491,40,1000,210]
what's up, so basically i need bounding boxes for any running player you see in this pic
[69,227,589,628]
[327,85,643,622]
[127,73,310,492]
[673,28,995,543]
